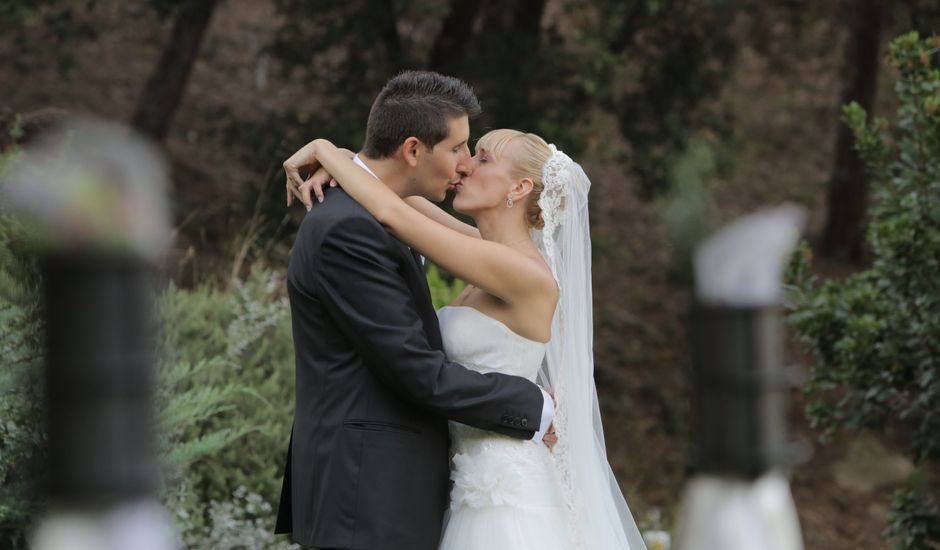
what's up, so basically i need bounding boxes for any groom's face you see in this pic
[413,115,472,202]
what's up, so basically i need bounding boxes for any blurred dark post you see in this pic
[675,206,807,550]
[688,305,792,478]
[43,253,158,504]
[2,118,176,550]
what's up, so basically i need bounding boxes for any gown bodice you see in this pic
[436,306,562,512]
[437,305,547,381]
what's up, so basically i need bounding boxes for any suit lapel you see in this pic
[394,239,442,348]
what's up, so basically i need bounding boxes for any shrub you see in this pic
[0,145,45,550]
[156,268,296,545]
[426,263,467,309]
[788,32,940,549]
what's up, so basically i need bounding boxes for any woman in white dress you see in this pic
[300,129,646,550]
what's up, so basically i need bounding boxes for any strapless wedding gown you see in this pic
[436,306,576,550]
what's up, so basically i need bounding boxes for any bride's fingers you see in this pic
[314,171,331,201]
[283,162,308,197]
[286,176,303,209]
[286,175,302,207]
[300,180,320,209]
[303,175,330,208]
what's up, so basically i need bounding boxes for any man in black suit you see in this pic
[275,71,555,550]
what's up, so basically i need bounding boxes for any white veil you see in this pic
[533,146,647,549]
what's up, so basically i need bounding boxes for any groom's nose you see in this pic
[456,154,473,177]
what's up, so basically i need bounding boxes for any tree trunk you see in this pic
[377,0,404,69]
[131,0,218,142]
[820,0,885,262]
[511,0,546,35]
[428,0,483,72]
[502,0,546,119]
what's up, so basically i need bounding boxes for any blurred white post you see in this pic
[675,205,808,550]
[2,119,177,550]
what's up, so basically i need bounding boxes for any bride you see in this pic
[294,129,645,549]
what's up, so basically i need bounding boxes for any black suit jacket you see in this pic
[275,189,544,550]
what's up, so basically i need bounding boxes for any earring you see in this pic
[507,195,514,208]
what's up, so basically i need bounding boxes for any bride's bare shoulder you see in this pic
[519,249,558,302]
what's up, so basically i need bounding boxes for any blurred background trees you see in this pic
[269,0,741,197]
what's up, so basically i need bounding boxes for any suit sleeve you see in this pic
[314,215,544,439]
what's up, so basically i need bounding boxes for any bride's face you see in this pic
[451,144,516,215]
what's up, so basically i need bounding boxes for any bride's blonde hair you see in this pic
[475,129,552,230]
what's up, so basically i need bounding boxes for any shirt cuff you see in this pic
[531,388,555,443]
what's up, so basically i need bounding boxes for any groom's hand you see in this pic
[542,389,557,450]
[543,423,557,450]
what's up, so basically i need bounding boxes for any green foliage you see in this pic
[156,268,295,526]
[0,148,45,550]
[171,485,298,549]
[788,32,940,549]
[0,0,97,78]
[426,263,467,310]
[885,486,940,550]
[157,358,254,473]
[659,137,718,282]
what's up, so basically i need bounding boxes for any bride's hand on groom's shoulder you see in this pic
[295,166,333,211]
[284,142,353,210]
[284,140,321,209]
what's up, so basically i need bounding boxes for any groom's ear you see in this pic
[401,137,422,168]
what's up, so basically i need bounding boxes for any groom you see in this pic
[275,71,555,550]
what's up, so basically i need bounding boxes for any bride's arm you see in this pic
[403,196,481,239]
[288,141,480,239]
[310,139,553,304]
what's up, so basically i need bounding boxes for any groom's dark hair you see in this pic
[362,71,481,159]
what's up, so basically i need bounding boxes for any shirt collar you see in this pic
[353,154,379,179]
